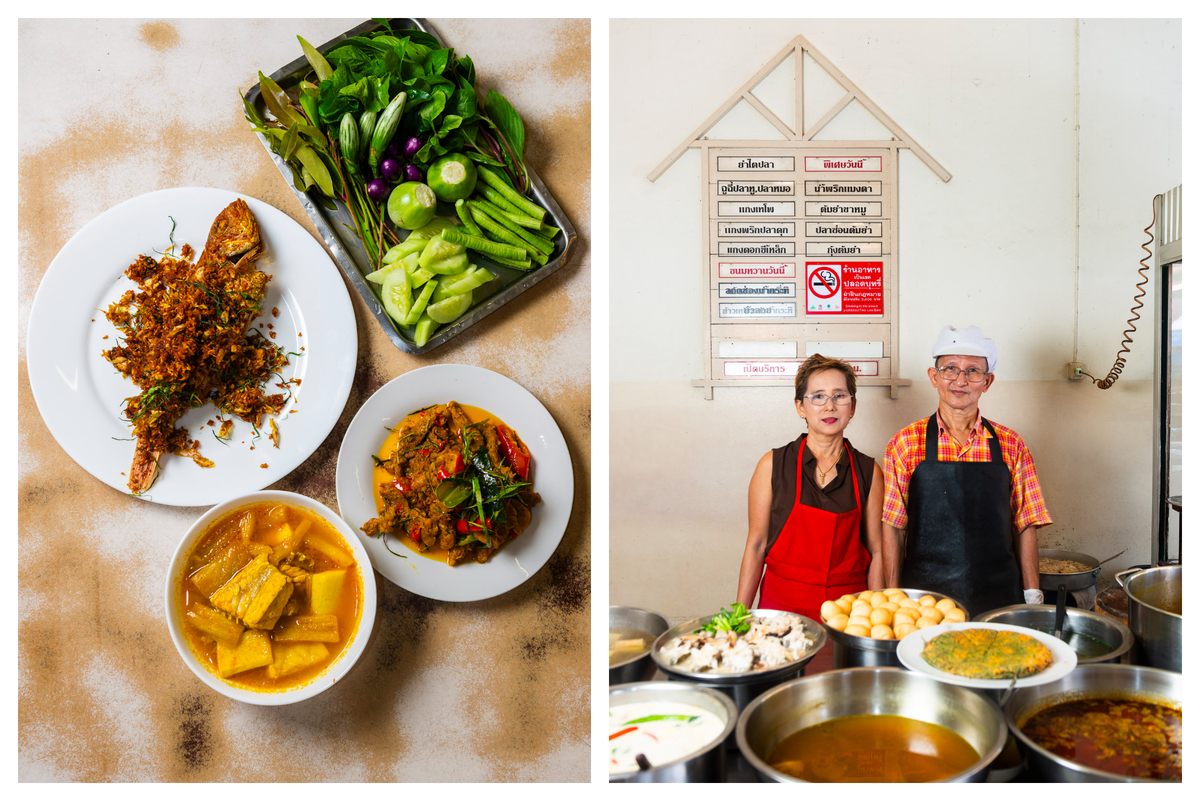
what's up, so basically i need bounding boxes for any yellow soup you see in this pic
[179,502,363,693]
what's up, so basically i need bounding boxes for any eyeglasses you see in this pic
[935,365,989,383]
[801,391,854,406]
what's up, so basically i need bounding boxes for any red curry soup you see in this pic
[1020,695,1182,780]
[179,501,364,692]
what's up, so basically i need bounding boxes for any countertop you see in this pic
[17,18,591,782]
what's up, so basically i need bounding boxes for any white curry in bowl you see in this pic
[165,490,377,704]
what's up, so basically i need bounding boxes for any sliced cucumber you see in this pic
[403,279,438,326]
[432,267,495,302]
[379,267,412,324]
[425,252,470,276]
[413,314,438,347]
[425,291,473,324]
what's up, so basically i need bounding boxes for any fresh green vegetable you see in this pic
[469,200,554,257]
[379,266,412,324]
[700,603,753,635]
[432,267,494,302]
[369,91,408,173]
[387,181,438,230]
[417,235,463,269]
[467,205,548,266]
[297,35,333,82]
[357,109,378,157]
[338,112,360,167]
[403,280,438,326]
[413,315,437,347]
[470,195,543,231]
[427,154,478,202]
[440,226,527,263]
[455,199,482,237]
[477,165,545,222]
[425,292,473,324]
[425,252,470,276]
[622,715,700,725]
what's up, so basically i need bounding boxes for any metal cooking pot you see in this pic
[737,667,1006,782]
[1037,548,1101,593]
[1005,663,1183,782]
[651,609,826,713]
[974,604,1133,664]
[1116,565,1182,672]
[609,606,669,685]
[824,588,968,668]
[608,681,738,782]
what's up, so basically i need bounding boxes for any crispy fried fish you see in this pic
[103,200,288,494]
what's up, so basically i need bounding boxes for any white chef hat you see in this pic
[932,325,998,373]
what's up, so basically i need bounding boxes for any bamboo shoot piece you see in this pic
[273,614,340,643]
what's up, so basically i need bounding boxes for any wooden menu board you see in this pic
[649,34,950,399]
[704,144,898,395]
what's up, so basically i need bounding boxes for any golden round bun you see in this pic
[893,610,917,628]
[898,597,919,609]
[935,597,958,614]
[919,606,944,623]
[820,600,841,621]
[826,613,850,631]
[870,624,895,640]
[915,616,936,629]
[844,624,871,638]
[943,607,967,623]
[919,594,937,607]
[834,597,854,614]
[893,622,917,638]
[847,615,872,630]
[869,607,893,626]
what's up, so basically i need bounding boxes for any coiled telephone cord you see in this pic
[1081,193,1162,389]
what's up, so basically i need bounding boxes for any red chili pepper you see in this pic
[392,478,412,494]
[419,448,430,456]
[609,726,638,741]
[496,425,530,480]
[408,527,420,543]
[436,452,466,481]
[455,518,469,535]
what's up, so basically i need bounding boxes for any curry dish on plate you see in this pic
[922,629,1054,679]
[362,401,540,566]
[102,199,289,494]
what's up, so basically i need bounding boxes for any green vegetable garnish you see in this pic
[700,603,752,635]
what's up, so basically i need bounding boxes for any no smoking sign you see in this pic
[806,261,884,315]
[806,263,843,312]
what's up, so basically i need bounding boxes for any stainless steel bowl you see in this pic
[975,604,1133,664]
[823,588,968,668]
[609,681,738,783]
[652,609,826,712]
[737,667,1006,782]
[1005,663,1183,782]
[609,606,669,685]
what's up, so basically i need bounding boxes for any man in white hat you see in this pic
[880,325,1052,616]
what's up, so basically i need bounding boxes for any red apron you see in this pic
[758,438,870,620]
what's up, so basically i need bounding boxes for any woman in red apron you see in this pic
[736,355,885,621]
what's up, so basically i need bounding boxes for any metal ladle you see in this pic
[1052,548,1128,640]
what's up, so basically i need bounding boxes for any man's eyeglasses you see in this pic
[801,391,854,406]
[935,365,989,383]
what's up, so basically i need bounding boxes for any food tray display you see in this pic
[242,18,577,355]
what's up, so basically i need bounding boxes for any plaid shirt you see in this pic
[882,412,1052,532]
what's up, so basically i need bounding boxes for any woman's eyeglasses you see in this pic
[801,391,854,406]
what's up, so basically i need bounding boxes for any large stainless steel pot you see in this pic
[824,588,968,668]
[1116,565,1182,672]
[737,667,1006,782]
[608,681,738,783]
[609,606,669,685]
[651,609,826,713]
[1005,663,1183,782]
[975,604,1133,664]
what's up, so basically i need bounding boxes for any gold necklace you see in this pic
[815,458,838,483]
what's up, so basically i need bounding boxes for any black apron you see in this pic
[899,414,1023,617]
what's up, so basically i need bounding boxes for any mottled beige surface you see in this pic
[18,18,590,782]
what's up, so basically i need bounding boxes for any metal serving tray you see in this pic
[243,18,577,355]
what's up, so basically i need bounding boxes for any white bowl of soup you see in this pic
[165,491,377,704]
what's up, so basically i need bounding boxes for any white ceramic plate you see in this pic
[896,621,1079,689]
[26,187,357,507]
[335,364,573,602]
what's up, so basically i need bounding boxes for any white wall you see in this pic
[609,19,1181,619]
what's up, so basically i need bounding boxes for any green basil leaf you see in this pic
[485,89,525,159]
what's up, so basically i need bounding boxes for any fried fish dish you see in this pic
[922,629,1053,679]
[103,200,288,494]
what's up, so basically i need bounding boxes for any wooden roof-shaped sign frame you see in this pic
[648,34,950,399]
[649,34,951,183]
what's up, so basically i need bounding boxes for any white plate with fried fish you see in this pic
[26,187,357,506]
